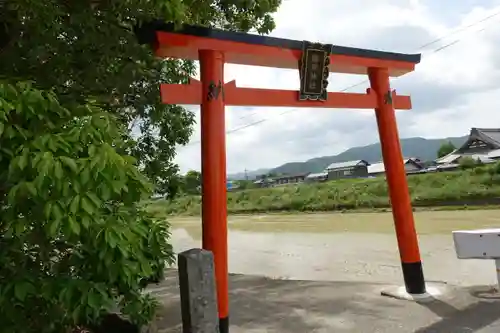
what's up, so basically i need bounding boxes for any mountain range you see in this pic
[227,135,468,180]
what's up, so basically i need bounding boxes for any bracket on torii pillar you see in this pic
[135,21,426,333]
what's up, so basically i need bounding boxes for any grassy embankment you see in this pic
[147,164,500,217]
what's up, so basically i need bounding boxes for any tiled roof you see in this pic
[306,172,328,179]
[326,160,368,170]
[436,128,500,163]
[272,173,309,180]
[476,128,500,147]
[367,158,422,174]
[436,152,498,165]
[488,149,500,158]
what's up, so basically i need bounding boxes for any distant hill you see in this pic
[268,135,468,176]
[227,135,468,180]
[227,168,271,180]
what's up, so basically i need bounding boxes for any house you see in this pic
[368,157,423,176]
[325,160,369,180]
[436,128,500,165]
[253,178,273,188]
[271,173,309,186]
[426,164,460,173]
[305,171,328,182]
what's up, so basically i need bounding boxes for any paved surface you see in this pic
[157,211,500,331]
[148,270,500,333]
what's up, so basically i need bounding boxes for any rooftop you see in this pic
[326,160,369,170]
[306,172,328,179]
[473,128,500,147]
[437,128,500,163]
[272,173,310,181]
[368,158,422,174]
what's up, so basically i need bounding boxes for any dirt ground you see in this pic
[168,210,500,286]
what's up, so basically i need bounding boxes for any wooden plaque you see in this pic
[298,41,332,101]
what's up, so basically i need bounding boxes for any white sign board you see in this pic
[453,228,500,259]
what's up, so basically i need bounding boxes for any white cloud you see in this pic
[174,0,500,174]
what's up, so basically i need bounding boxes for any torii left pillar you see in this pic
[199,49,229,333]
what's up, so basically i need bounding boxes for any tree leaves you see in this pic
[0,0,282,330]
[68,216,81,236]
[0,0,281,196]
[14,282,35,301]
[0,81,176,332]
[48,218,60,237]
[17,149,28,171]
[80,197,94,215]
[60,156,78,173]
[69,195,80,214]
[437,141,456,158]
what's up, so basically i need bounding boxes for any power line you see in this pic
[180,9,500,148]
[416,9,500,50]
[272,24,496,152]
[314,9,500,98]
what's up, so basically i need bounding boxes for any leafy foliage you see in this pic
[0,81,173,333]
[0,2,282,332]
[437,141,457,158]
[0,0,281,195]
[179,170,202,195]
[459,156,479,169]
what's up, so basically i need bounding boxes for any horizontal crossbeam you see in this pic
[160,79,412,109]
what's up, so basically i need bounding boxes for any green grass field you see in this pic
[148,164,500,217]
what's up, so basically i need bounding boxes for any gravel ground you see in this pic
[168,210,500,286]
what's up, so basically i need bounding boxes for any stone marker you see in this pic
[178,248,219,333]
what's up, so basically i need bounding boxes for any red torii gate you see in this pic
[136,21,426,332]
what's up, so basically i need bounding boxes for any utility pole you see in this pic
[244,168,248,180]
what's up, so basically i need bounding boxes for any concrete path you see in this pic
[148,271,500,333]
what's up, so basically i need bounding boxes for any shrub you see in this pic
[0,82,173,333]
[459,156,478,169]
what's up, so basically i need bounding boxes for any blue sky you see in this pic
[174,0,500,174]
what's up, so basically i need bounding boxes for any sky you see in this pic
[173,0,500,175]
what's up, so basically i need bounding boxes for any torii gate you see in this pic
[136,21,426,333]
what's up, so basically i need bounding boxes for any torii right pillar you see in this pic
[369,67,426,295]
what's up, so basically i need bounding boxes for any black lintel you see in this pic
[134,21,421,64]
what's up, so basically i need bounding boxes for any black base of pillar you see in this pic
[401,261,426,294]
[220,316,229,333]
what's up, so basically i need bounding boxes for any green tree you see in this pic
[181,170,202,194]
[0,0,281,195]
[437,141,456,158]
[0,81,173,332]
[0,3,282,330]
